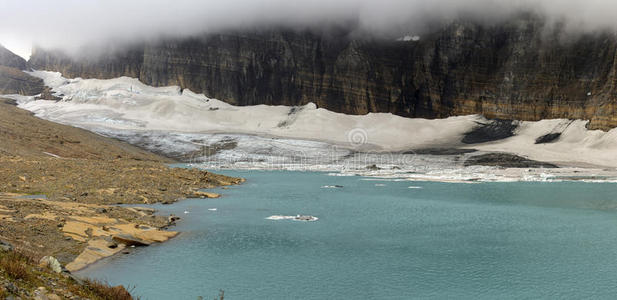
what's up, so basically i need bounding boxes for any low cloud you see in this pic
[1,0,616,57]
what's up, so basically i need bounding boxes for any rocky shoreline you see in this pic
[0,97,243,298]
[463,153,559,169]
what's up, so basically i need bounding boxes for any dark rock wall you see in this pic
[28,15,617,130]
[0,46,44,95]
[0,66,44,95]
[0,46,27,70]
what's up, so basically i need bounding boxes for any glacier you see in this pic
[4,70,617,182]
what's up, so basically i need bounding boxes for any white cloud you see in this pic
[0,0,615,56]
[0,36,31,60]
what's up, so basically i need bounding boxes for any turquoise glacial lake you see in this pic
[78,171,617,299]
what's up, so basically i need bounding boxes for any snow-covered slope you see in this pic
[471,119,617,168]
[16,71,476,152]
[4,70,617,182]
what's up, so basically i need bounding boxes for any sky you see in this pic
[1,0,616,59]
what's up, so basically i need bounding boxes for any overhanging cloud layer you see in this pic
[0,0,616,57]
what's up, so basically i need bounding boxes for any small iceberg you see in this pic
[375,183,386,187]
[183,210,190,214]
[266,215,295,220]
[408,186,423,189]
[208,208,217,211]
[266,215,319,222]
[322,185,344,189]
[294,215,319,221]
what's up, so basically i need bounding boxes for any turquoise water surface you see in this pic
[78,171,617,299]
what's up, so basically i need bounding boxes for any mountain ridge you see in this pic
[28,14,617,130]
[0,45,27,70]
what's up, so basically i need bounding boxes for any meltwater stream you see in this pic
[78,171,617,299]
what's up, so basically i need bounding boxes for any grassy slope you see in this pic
[0,250,133,299]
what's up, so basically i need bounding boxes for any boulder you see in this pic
[192,191,221,198]
[0,240,13,252]
[464,153,559,168]
[131,206,156,214]
[33,287,63,300]
[168,214,181,225]
[112,234,151,247]
[39,256,63,273]
[366,164,381,171]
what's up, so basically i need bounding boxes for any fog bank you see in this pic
[1,0,616,57]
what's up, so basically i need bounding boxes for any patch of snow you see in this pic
[468,119,617,169]
[396,35,420,42]
[42,152,61,158]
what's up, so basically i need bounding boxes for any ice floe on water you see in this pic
[322,185,344,189]
[266,215,319,222]
[6,70,617,182]
[408,186,423,189]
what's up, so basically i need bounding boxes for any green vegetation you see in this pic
[0,248,135,299]
[0,251,31,280]
[78,279,134,300]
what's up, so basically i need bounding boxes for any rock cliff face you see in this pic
[28,14,617,130]
[0,46,44,95]
[0,46,27,70]
[0,66,44,95]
